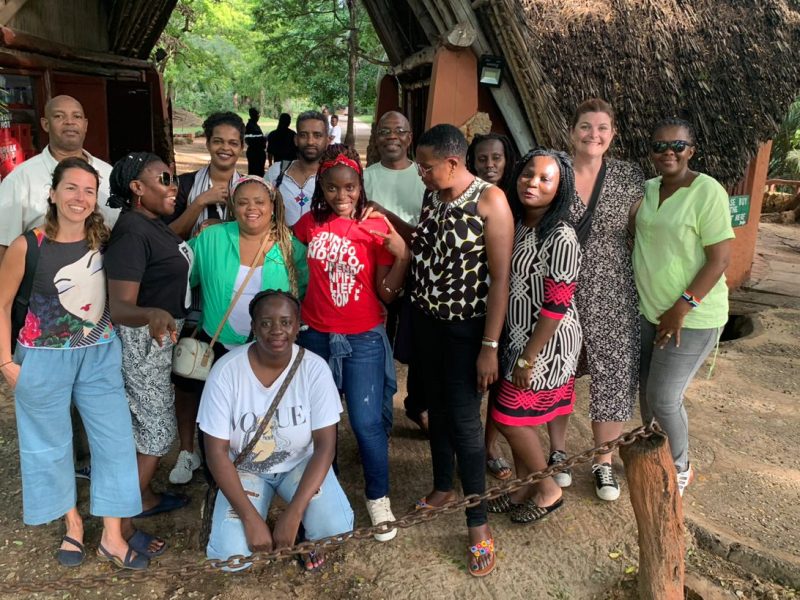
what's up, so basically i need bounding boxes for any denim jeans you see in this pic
[14,338,142,524]
[207,456,353,569]
[639,317,720,472]
[298,327,391,500]
[410,307,487,528]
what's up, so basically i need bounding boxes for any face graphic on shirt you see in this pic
[54,250,105,330]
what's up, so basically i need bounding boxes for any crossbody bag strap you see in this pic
[232,347,305,468]
[197,232,273,354]
[574,159,608,246]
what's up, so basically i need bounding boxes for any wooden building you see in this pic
[0,0,176,167]
[361,0,800,288]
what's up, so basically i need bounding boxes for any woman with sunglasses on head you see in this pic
[293,143,409,544]
[411,124,514,577]
[0,158,149,570]
[104,153,194,524]
[466,132,520,483]
[633,117,733,496]
[550,99,646,502]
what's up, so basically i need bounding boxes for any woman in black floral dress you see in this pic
[552,99,645,502]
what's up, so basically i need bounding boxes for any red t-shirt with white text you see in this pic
[294,212,394,334]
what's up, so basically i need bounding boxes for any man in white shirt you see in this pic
[0,95,117,264]
[266,111,327,226]
[329,115,342,144]
[363,111,428,434]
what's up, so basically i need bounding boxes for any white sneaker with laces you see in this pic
[592,462,621,501]
[365,496,397,542]
[548,450,572,488]
[169,450,202,485]
[677,464,694,497]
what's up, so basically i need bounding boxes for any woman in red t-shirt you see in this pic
[293,144,408,543]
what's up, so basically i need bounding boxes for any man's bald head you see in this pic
[375,111,412,168]
[41,95,88,155]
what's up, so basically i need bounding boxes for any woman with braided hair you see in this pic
[104,152,193,524]
[178,175,308,479]
[488,148,582,525]
[293,143,409,544]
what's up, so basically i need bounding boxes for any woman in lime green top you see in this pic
[633,117,734,497]
[171,175,308,484]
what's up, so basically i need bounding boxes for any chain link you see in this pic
[0,422,662,594]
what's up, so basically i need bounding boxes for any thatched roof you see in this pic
[474,0,800,185]
[364,0,800,186]
[108,0,178,59]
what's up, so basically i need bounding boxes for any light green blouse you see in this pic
[633,173,735,329]
[189,221,308,345]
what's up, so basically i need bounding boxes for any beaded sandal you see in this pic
[487,493,523,514]
[510,497,563,524]
[467,538,496,577]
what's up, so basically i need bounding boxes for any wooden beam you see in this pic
[445,0,535,151]
[0,47,143,79]
[406,0,441,43]
[390,46,435,76]
[442,21,477,49]
[0,0,29,27]
[0,26,153,69]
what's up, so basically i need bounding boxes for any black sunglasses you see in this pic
[650,140,694,154]
[155,171,179,186]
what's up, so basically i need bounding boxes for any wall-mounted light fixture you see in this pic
[478,55,505,87]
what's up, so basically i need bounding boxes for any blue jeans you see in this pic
[14,338,142,524]
[207,456,353,569]
[298,327,391,500]
[639,317,720,472]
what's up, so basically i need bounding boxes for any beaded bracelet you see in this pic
[380,278,404,295]
[681,290,701,308]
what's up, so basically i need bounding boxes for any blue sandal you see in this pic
[134,492,190,518]
[56,535,85,567]
[97,543,149,570]
[126,529,167,558]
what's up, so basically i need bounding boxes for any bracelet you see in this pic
[0,360,13,369]
[481,338,498,349]
[680,290,701,308]
[380,278,404,295]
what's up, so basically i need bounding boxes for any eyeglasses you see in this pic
[377,127,410,137]
[156,172,179,186]
[650,140,694,154]
[416,163,434,176]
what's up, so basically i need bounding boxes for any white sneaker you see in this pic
[592,462,621,501]
[548,450,572,487]
[365,496,397,542]
[677,464,694,497]
[169,450,201,485]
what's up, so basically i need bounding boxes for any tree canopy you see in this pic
[154,0,384,118]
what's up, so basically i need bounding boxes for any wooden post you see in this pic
[619,429,685,600]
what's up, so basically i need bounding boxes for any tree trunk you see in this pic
[619,429,685,600]
[344,0,357,148]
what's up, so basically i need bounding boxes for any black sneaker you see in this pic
[547,450,572,487]
[591,462,620,501]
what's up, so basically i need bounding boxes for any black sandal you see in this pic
[510,497,563,524]
[487,493,523,514]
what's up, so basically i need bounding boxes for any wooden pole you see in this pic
[619,428,685,600]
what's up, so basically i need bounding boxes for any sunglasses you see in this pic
[155,172,179,186]
[650,140,694,154]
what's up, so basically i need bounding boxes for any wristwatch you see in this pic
[516,357,534,370]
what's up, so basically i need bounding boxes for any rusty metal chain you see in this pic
[0,422,662,594]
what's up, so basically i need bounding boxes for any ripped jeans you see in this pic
[206,456,353,567]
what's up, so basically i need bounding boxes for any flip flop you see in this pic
[96,543,149,570]
[134,492,190,518]
[510,496,564,524]
[56,535,85,567]
[126,529,167,558]
[486,456,513,480]
[415,496,435,510]
[296,549,325,572]
[467,538,496,577]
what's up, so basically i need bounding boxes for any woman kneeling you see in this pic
[198,290,353,570]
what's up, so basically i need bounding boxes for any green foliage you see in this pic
[769,98,800,179]
[153,0,383,119]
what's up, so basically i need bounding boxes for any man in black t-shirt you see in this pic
[266,113,297,166]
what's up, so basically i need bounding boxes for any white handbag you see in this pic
[172,233,272,381]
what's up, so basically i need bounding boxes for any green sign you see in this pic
[729,194,750,228]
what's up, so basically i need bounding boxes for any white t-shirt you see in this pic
[266,161,317,226]
[363,162,426,226]
[226,265,263,341]
[198,344,342,474]
[329,125,342,144]
[0,146,117,246]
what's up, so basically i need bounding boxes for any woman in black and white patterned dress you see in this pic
[490,148,581,525]
[555,99,645,502]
